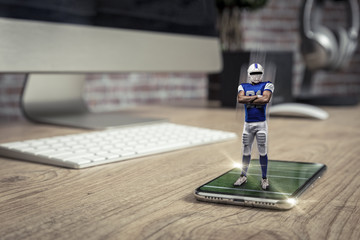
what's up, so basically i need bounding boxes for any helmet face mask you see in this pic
[247,63,264,84]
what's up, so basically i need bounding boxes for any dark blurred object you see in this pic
[216,0,268,11]
[0,0,217,36]
[95,0,217,36]
[298,0,359,105]
[0,0,97,25]
[215,0,268,51]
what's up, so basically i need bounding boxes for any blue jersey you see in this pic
[238,81,274,122]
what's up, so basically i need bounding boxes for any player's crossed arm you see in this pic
[251,90,272,105]
[237,90,257,104]
[238,90,272,105]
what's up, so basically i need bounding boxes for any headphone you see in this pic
[300,0,359,70]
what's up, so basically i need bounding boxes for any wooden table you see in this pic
[0,105,359,240]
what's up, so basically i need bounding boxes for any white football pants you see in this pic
[242,121,268,156]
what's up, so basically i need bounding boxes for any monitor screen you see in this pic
[0,0,222,73]
[0,0,217,36]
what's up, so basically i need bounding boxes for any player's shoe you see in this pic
[261,178,269,190]
[234,175,247,186]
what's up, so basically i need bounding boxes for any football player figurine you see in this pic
[234,63,274,190]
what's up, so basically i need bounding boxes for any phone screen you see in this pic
[197,160,326,200]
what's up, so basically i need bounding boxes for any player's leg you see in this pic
[255,121,269,189]
[234,122,255,186]
[241,122,255,176]
[256,130,268,178]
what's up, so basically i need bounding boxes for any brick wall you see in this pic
[0,73,207,119]
[84,73,207,112]
[0,74,25,120]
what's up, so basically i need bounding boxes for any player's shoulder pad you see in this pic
[238,83,249,93]
[264,81,274,92]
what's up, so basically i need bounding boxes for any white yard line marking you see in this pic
[239,164,320,172]
[228,172,309,180]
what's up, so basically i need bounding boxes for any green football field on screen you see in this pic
[199,160,324,200]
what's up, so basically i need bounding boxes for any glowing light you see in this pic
[233,162,243,169]
[286,198,297,205]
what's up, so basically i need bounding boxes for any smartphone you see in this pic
[194,160,326,210]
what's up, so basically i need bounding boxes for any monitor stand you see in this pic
[20,74,163,129]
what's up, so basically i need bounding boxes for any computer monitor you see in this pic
[0,0,222,129]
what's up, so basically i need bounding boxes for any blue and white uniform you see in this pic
[238,81,274,122]
[238,81,274,179]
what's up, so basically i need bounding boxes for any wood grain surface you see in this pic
[0,105,359,240]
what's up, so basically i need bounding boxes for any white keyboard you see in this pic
[0,123,237,169]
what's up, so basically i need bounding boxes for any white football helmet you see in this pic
[248,63,264,84]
